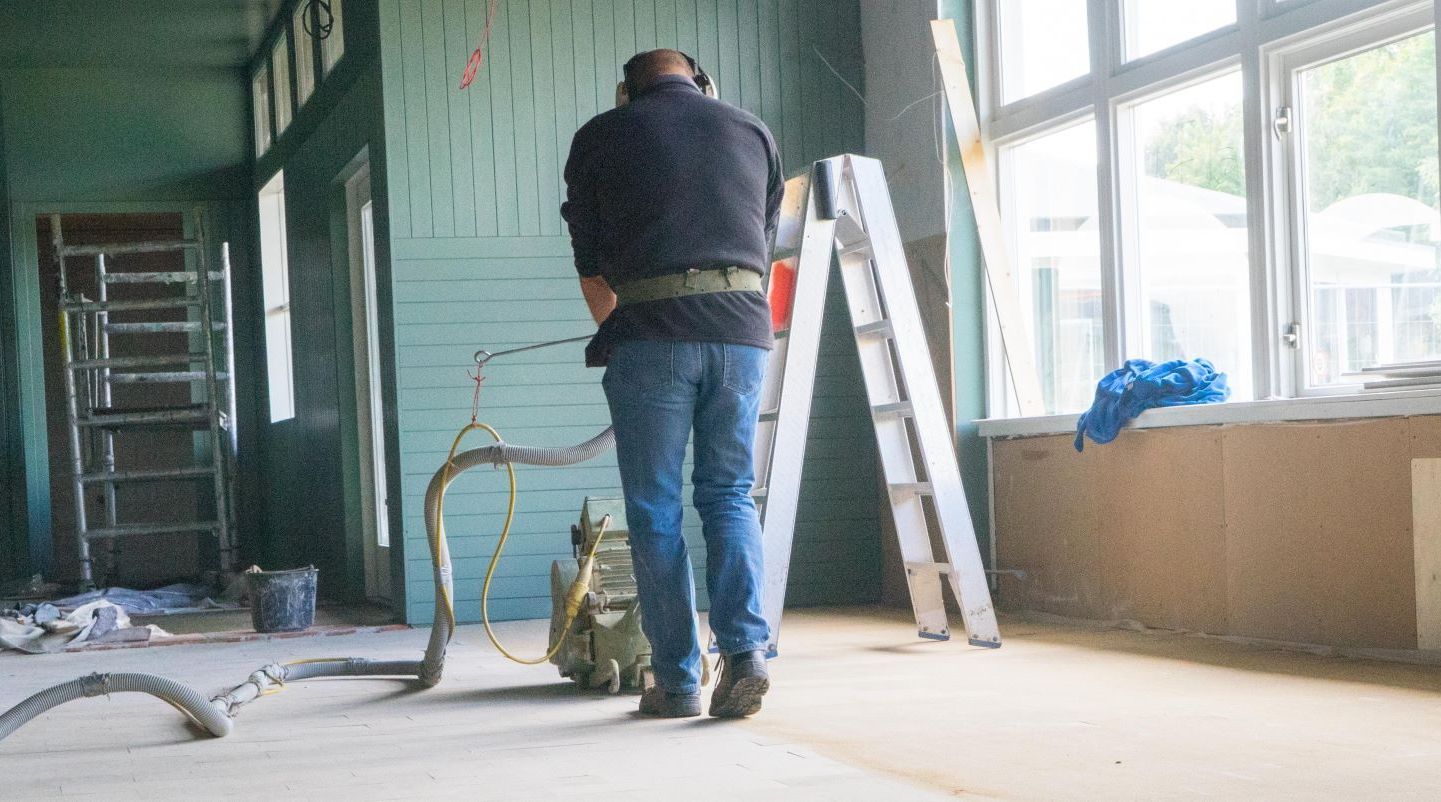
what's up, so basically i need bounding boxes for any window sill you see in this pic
[975,386,1441,440]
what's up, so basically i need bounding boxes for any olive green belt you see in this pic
[614,266,763,307]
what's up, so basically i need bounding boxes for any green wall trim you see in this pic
[379,0,873,625]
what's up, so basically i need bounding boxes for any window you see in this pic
[322,0,346,74]
[1122,71,1253,399]
[252,64,271,157]
[272,35,293,137]
[997,0,1090,102]
[1123,0,1237,60]
[293,1,316,107]
[1291,29,1440,388]
[1000,120,1105,413]
[259,172,296,422]
[983,0,1441,419]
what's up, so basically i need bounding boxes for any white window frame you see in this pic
[321,0,346,74]
[252,63,272,157]
[293,1,317,108]
[272,32,294,137]
[977,0,1441,427]
[259,172,297,423]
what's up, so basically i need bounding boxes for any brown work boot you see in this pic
[638,686,701,718]
[708,650,769,718]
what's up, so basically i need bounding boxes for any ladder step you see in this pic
[84,522,219,540]
[70,355,201,371]
[104,271,225,284]
[751,486,768,499]
[80,407,212,428]
[103,321,227,334]
[80,466,215,484]
[106,371,228,385]
[888,482,934,498]
[60,239,200,257]
[871,400,914,418]
[854,320,894,339]
[758,409,780,423]
[64,297,202,313]
[904,561,950,577]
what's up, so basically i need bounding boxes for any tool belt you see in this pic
[614,266,762,307]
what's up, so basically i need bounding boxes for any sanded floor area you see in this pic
[3,608,1441,800]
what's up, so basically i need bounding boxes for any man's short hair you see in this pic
[624,49,695,94]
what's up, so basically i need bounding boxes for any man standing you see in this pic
[561,49,783,718]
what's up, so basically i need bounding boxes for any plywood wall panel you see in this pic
[992,434,1105,620]
[993,415,1441,650]
[1098,427,1227,634]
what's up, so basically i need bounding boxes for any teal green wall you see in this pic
[0,95,13,580]
[379,0,875,624]
[937,0,991,566]
[252,0,398,605]
[0,65,257,582]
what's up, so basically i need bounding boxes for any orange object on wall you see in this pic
[768,257,797,332]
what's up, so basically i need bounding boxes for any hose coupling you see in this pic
[79,673,111,698]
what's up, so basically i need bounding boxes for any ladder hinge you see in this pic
[1282,322,1301,349]
[1273,106,1293,138]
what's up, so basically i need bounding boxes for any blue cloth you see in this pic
[603,340,771,694]
[1074,359,1230,452]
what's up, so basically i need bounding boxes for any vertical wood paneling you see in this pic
[529,2,561,237]
[380,0,412,235]
[506,1,539,236]
[488,1,520,236]
[399,2,433,237]
[443,0,477,237]
[380,0,868,624]
[422,0,455,238]
[465,0,499,236]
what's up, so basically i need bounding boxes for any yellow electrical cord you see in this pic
[439,421,611,665]
[277,420,609,670]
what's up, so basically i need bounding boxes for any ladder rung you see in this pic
[904,561,950,577]
[758,409,780,423]
[888,482,933,498]
[80,408,211,428]
[838,240,874,257]
[751,487,768,499]
[106,371,228,384]
[104,271,225,284]
[871,400,914,418]
[80,466,215,484]
[70,355,200,371]
[854,320,893,338]
[84,522,219,540]
[64,297,201,313]
[103,321,227,334]
[60,239,199,257]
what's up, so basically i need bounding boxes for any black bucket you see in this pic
[247,566,318,633]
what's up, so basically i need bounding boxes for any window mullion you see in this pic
[1240,0,1283,399]
[1091,0,1125,373]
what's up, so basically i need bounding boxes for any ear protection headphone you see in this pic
[616,51,717,106]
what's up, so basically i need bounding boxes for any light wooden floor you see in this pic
[4,607,1441,800]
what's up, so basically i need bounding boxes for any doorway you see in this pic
[344,161,392,603]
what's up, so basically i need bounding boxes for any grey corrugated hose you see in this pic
[0,427,616,745]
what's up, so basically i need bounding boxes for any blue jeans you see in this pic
[603,340,771,694]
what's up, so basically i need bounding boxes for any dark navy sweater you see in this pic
[561,74,783,365]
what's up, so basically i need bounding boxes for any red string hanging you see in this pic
[459,0,502,89]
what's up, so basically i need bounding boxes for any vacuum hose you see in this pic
[0,425,615,744]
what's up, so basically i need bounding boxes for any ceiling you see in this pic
[0,0,285,69]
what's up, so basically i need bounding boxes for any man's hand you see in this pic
[579,275,617,325]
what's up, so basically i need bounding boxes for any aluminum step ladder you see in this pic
[53,212,239,589]
[747,155,1000,655]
